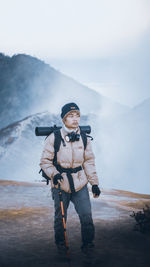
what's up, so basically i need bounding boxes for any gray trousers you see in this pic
[51,184,95,245]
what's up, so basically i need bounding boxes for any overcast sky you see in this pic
[0,0,150,58]
[0,0,150,106]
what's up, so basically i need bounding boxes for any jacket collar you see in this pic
[62,124,80,136]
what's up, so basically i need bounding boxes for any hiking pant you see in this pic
[51,184,95,245]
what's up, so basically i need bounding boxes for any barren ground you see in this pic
[0,180,150,267]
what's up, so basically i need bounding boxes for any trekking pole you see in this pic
[58,183,70,258]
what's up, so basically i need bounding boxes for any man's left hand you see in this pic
[92,185,101,198]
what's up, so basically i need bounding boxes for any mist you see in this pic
[0,54,149,194]
[90,99,150,194]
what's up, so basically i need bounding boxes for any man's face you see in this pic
[64,111,80,130]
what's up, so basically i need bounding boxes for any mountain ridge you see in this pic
[0,53,129,129]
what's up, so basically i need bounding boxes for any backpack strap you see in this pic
[39,168,50,185]
[80,130,87,150]
[80,129,93,150]
[53,129,65,167]
[40,128,65,185]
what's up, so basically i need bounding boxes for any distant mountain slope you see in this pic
[0,53,61,128]
[0,53,129,129]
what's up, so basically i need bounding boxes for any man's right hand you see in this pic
[53,173,64,185]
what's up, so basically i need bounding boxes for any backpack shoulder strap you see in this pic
[39,127,65,185]
[54,129,62,153]
[53,129,65,166]
[80,130,93,150]
[80,130,87,150]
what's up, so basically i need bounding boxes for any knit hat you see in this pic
[61,102,80,119]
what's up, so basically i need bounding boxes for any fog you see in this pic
[0,53,149,194]
[88,103,150,194]
[0,83,149,194]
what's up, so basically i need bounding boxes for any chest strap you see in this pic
[56,165,82,193]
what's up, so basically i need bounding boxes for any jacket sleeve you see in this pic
[83,137,99,186]
[39,133,59,179]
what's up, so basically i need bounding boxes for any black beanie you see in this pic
[61,102,80,119]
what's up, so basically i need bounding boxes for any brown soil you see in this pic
[0,180,150,267]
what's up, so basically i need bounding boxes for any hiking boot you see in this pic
[81,242,95,254]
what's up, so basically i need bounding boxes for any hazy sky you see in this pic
[0,0,150,106]
[0,0,150,58]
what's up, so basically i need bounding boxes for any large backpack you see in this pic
[39,127,91,185]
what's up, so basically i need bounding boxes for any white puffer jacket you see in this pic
[40,127,99,193]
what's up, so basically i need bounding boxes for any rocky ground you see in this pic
[0,180,150,267]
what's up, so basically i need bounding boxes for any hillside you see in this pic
[0,53,129,129]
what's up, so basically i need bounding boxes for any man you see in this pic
[40,102,101,253]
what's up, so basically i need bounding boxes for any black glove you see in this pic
[92,185,101,197]
[53,173,63,185]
